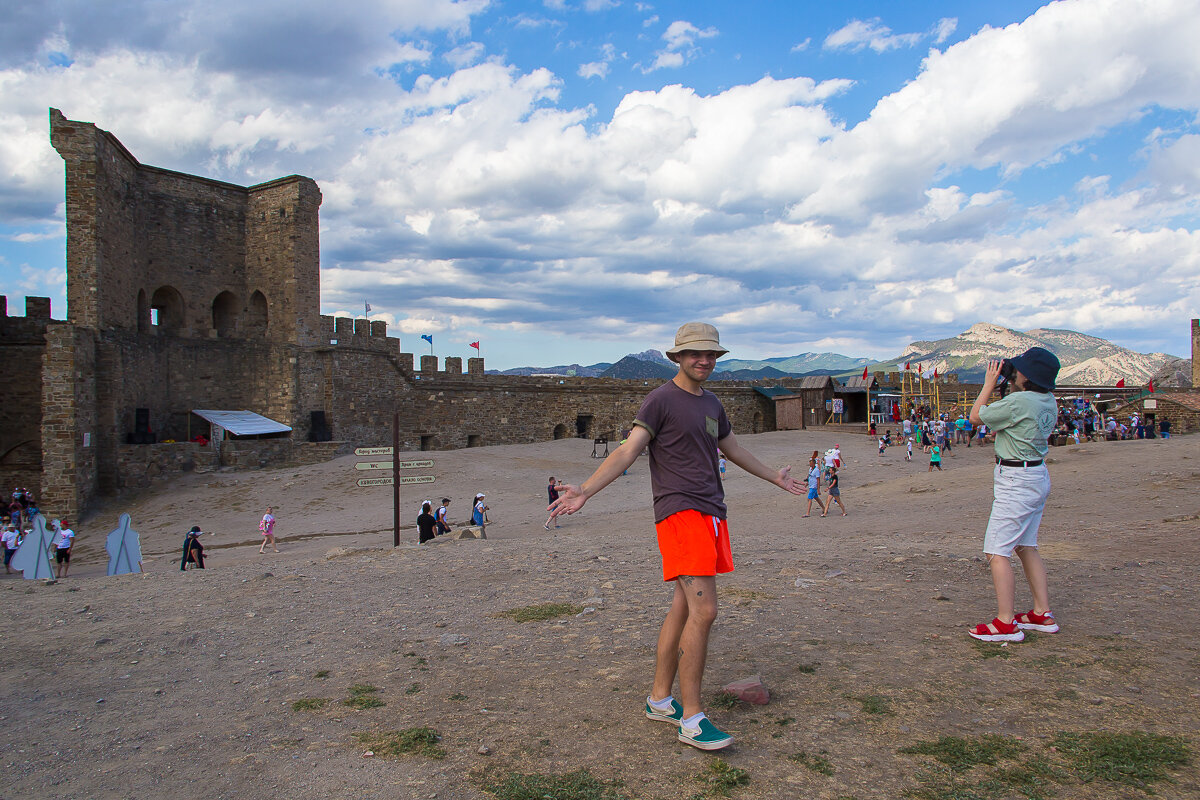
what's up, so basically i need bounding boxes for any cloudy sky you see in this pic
[2,0,1198,368]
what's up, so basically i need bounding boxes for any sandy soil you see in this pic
[2,430,1198,799]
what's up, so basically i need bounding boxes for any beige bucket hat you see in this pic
[665,322,729,362]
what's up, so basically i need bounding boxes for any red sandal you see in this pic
[1014,610,1059,633]
[968,617,1024,643]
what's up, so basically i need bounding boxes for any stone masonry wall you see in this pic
[0,297,52,499]
[1192,319,1199,388]
[40,323,99,521]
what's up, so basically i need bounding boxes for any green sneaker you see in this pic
[644,697,683,725]
[677,715,733,750]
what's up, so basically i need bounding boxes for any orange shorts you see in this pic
[655,509,733,582]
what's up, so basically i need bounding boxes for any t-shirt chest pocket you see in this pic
[705,416,718,438]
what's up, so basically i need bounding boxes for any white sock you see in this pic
[648,695,674,711]
[681,712,706,729]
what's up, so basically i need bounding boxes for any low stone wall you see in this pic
[291,441,351,465]
[219,438,293,468]
[116,442,218,489]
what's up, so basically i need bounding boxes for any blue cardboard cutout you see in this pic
[11,514,54,580]
[106,513,142,576]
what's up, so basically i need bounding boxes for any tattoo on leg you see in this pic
[680,575,694,586]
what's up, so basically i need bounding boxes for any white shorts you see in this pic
[983,463,1050,557]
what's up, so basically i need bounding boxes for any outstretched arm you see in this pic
[549,426,652,519]
[718,432,805,495]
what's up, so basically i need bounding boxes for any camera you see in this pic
[997,359,1016,398]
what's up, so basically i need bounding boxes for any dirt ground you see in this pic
[1,430,1197,799]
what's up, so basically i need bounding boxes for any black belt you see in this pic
[996,458,1043,467]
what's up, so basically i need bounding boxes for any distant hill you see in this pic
[717,352,870,374]
[489,362,612,377]
[709,366,792,381]
[882,323,1178,384]
[600,355,676,379]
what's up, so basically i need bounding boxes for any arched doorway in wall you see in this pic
[212,291,239,337]
[553,423,569,439]
[150,286,186,334]
[247,290,268,335]
[752,411,763,434]
[137,289,150,333]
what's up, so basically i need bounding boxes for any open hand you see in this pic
[776,466,805,496]
[548,483,588,520]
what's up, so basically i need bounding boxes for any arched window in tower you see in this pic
[137,289,150,333]
[149,286,185,334]
[212,291,239,338]
[247,290,268,335]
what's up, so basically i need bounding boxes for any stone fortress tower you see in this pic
[1193,318,1199,387]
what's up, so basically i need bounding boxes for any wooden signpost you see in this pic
[352,419,435,547]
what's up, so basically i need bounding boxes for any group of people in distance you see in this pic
[545,323,1064,751]
[801,447,847,517]
[2,486,76,579]
[417,494,487,543]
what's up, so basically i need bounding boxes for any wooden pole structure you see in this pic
[392,411,400,547]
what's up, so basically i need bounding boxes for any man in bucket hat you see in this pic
[549,322,804,750]
[967,347,1062,643]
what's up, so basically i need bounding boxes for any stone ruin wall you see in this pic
[0,298,54,501]
[1193,318,1199,388]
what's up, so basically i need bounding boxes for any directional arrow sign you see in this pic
[354,459,433,470]
[357,477,394,487]
[355,446,394,457]
[357,475,435,487]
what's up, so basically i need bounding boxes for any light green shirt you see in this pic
[978,390,1058,461]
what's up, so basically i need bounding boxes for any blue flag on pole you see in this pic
[421,334,433,345]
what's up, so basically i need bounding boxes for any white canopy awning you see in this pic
[192,410,292,436]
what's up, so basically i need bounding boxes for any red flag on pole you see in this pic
[1116,378,1125,388]
[918,363,923,375]
[934,368,939,380]
[861,366,868,380]
[469,341,480,350]
[905,362,910,371]
[1148,379,1154,393]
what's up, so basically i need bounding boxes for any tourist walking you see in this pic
[804,457,827,517]
[544,477,561,530]
[181,526,206,570]
[825,467,847,516]
[258,506,278,553]
[2,523,19,574]
[967,349,1062,643]
[548,322,804,751]
[928,444,942,471]
[435,498,452,536]
[472,493,488,535]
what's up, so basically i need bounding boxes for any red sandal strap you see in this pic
[973,617,1017,635]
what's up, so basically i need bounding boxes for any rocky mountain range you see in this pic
[884,323,1181,385]
[489,323,1189,386]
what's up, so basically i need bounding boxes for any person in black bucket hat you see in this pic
[967,347,1061,643]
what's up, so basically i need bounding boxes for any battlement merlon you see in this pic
[0,296,52,321]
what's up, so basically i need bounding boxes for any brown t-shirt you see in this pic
[633,380,732,523]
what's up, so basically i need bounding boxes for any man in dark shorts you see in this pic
[550,322,804,751]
